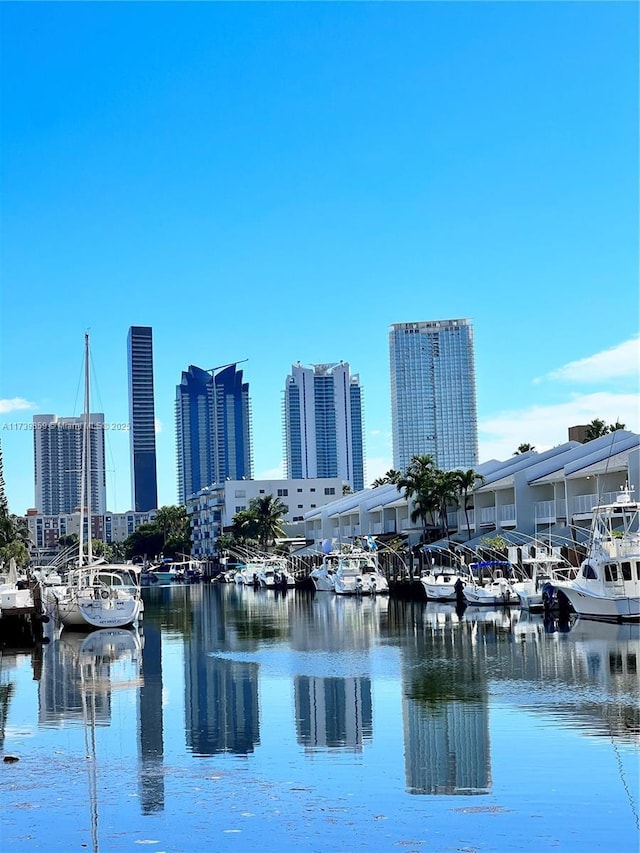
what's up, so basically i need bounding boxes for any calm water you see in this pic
[1,583,639,852]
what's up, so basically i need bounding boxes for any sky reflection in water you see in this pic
[1,583,639,852]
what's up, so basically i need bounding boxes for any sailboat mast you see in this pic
[78,334,87,567]
[85,333,93,564]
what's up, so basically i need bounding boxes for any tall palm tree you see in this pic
[432,470,461,539]
[248,494,289,550]
[397,455,439,542]
[453,468,485,541]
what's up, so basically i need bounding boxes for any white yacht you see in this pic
[463,561,519,606]
[332,548,389,596]
[553,485,640,622]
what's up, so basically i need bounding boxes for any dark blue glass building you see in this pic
[128,326,159,512]
[176,363,252,504]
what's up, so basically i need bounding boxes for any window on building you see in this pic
[277,489,288,497]
[235,490,246,498]
[324,487,335,495]
[297,488,303,492]
[310,504,316,508]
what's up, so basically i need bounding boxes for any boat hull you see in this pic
[553,584,640,622]
[55,590,142,630]
[463,582,519,607]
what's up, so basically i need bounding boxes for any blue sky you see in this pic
[1,1,638,515]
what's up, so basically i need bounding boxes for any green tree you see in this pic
[453,468,486,541]
[248,494,288,550]
[514,443,536,455]
[397,455,439,542]
[0,439,8,518]
[584,418,609,441]
[371,469,402,488]
[230,508,261,544]
[123,522,164,561]
[0,539,30,570]
[155,505,190,546]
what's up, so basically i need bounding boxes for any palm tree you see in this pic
[371,469,402,488]
[397,455,439,542]
[608,420,626,433]
[453,468,485,541]
[514,443,535,455]
[584,418,609,441]
[155,505,189,546]
[248,494,289,550]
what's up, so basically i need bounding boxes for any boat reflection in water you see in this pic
[2,584,638,852]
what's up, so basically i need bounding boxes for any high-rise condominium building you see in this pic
[33,414,107,515]
[389,318,478,472]
[175,364,253,504]
[128,326,158,512]
[283,362,365,492]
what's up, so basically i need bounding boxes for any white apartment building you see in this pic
[33,413,107,515]
[187,477,346,559]
[302,430,640,553]
[26,508,158,556]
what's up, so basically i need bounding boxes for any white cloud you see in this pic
[0,397,36,414]
[478,391,639,462]
[539,337,640,384]
[365,456,396,486]
[255,463,285,480]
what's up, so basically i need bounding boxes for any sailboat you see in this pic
[54,334,143,631]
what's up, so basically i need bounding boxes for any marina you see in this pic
[1,583,638,851]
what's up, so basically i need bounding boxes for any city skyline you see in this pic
[1,3,638,514]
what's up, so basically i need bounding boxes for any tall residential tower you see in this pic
[389,318,478,472]
[33,414,107,515]
[283,362,365,492]
[175,363,252,504]
[128,326,158,512]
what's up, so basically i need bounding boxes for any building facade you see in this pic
[26,507,158,556]
[187,477,345,559]
[283,363,365,492]
[128,326,158,512]
[176,364,253,504]
[389,318,479,473]
[33,414,107,515]
[303,430,640,554]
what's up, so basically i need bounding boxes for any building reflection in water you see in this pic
[295,675,373,750]
[138,620,165,813]
[398,603,492,795]
[185,583,260,756]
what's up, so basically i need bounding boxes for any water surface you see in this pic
[2,583,638,852]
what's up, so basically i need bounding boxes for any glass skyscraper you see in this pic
[127,326,158,512]
[283,362,365,492]
[175,364,253,504]
[389,318,479,472]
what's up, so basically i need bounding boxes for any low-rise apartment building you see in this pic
[302,430,640,553]
[186,477,346,559]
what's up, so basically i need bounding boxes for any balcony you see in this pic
[498,504,516,526]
